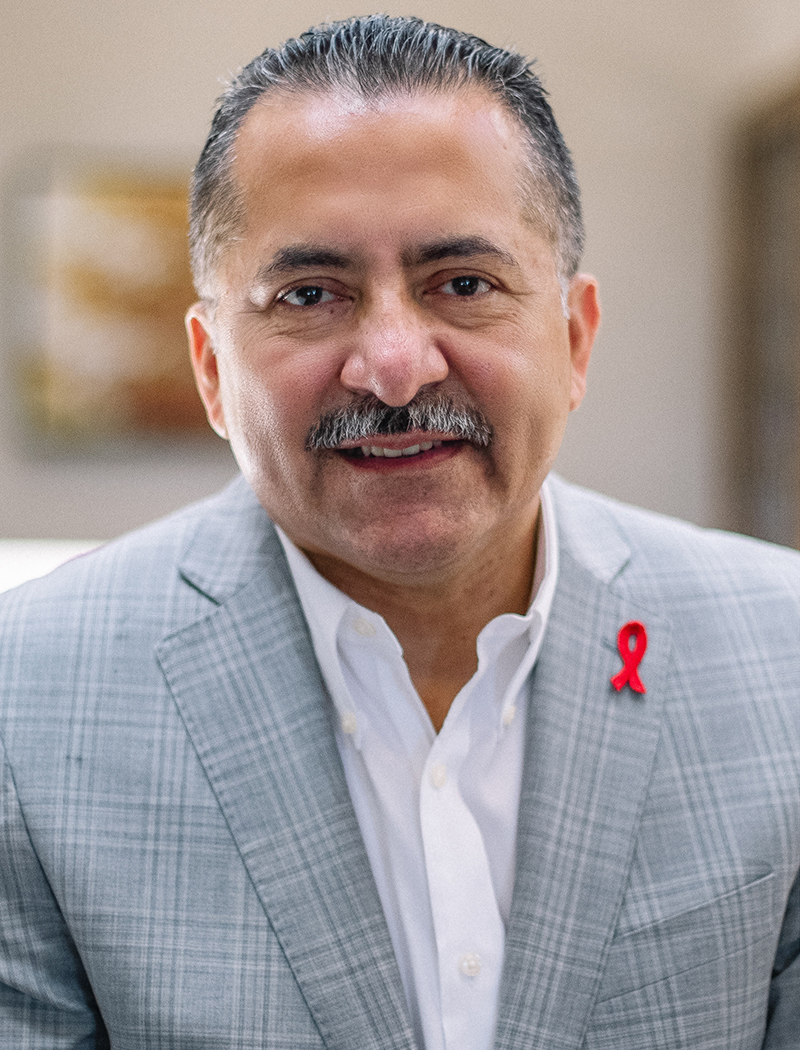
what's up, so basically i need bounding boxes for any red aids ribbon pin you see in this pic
[611,621,648,694]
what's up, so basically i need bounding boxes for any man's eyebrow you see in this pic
[255,244,355,281]
[252,237,518,283]
[404,237,518,268]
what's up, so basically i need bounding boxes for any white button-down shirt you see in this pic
[276,480,558,1050]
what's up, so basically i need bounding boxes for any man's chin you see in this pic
[302,515,484,589]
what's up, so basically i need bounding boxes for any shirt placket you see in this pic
[420,700,505,1050]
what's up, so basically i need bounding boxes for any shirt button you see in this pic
[340,711,358,734]
[352,616,376,637]
[502,704,517,727]
[459,953,482,977]
[430,763,447,788]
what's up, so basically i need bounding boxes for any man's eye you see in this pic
[440,276,491,297]
[279,286,336,307]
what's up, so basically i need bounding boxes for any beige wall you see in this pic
[2,0,800,538]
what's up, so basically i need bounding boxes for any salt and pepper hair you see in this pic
[189,14,585,303]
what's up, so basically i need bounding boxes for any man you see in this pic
[0,14,797,1049]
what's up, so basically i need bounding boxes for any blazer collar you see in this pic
[159,476,417,1050]
[546,473,633,585]
[176,475,278,604]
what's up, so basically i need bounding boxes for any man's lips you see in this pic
[331,433,463,463]
[329,430,455,459]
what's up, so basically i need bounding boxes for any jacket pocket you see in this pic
[585,873,778,1049]
[596,870,776,1003]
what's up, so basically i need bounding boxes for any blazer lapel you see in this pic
[156,491,416,1050]
[495,486,672,1050]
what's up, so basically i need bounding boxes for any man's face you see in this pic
[188,87,599,586]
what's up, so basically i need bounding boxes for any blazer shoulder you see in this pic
[0,475,274,654]
[547,473,800,600]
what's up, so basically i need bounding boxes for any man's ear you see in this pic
[566,274,601,411]
[186,303,229,439]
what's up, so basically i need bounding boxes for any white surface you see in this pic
[0,540,100,593]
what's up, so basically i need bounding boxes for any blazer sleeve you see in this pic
[0,742,107,1049]
[763,868,800,1049]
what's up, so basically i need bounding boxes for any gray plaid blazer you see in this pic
[0,474,798,1049]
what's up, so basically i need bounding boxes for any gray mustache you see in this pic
[305,393,493,451]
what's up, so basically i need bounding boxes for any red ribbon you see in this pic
[611,621,647,694]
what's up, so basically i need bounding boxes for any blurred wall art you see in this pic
[7,158,207,445]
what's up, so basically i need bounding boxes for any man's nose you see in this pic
[339,297,449,406]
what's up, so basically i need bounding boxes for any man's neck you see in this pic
[304,513,539,731]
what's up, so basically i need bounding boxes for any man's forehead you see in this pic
[231,82,529,196]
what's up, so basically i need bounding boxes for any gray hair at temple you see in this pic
[188,14,585,304]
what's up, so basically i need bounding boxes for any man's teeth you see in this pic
[359,440,439,458]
